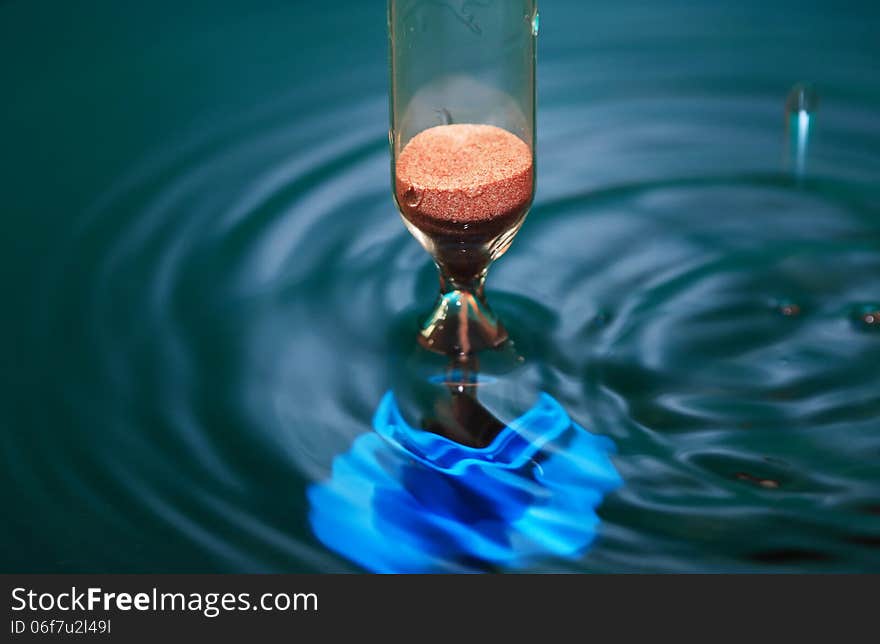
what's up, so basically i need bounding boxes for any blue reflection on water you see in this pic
[307,392,622,573]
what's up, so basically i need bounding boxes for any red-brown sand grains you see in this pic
[395,124,533,239]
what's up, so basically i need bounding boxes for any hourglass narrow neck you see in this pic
[439,269,488,298]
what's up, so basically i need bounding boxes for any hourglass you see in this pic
[389,0,538,355]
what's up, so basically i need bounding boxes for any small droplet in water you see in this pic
[784,83,818,179]
[736,472,781,489]
[785,83,818,114]
[403,185,422,207]
[777,300,801,317]
[850,304,880,332]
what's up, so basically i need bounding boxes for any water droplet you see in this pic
[785,83,818,114]
[736,472,781,489]
[850,304,880,332]
[784,83,818,178]
[531,11,540,36]
[403,185,422,207]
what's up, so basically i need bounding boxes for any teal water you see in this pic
[2,0,880,572]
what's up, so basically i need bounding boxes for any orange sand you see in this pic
[395,124,533,233]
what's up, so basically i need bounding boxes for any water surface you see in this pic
[2,0,880,572]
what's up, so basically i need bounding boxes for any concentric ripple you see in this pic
[3,0,880,573]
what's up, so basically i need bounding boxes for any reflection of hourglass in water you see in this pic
[389,0,538,355]
[421,354,505,447]
[307,350,622,573]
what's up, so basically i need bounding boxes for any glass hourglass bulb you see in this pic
[389,0,538,355]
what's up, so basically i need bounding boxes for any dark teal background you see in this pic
[2,1,880,572]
